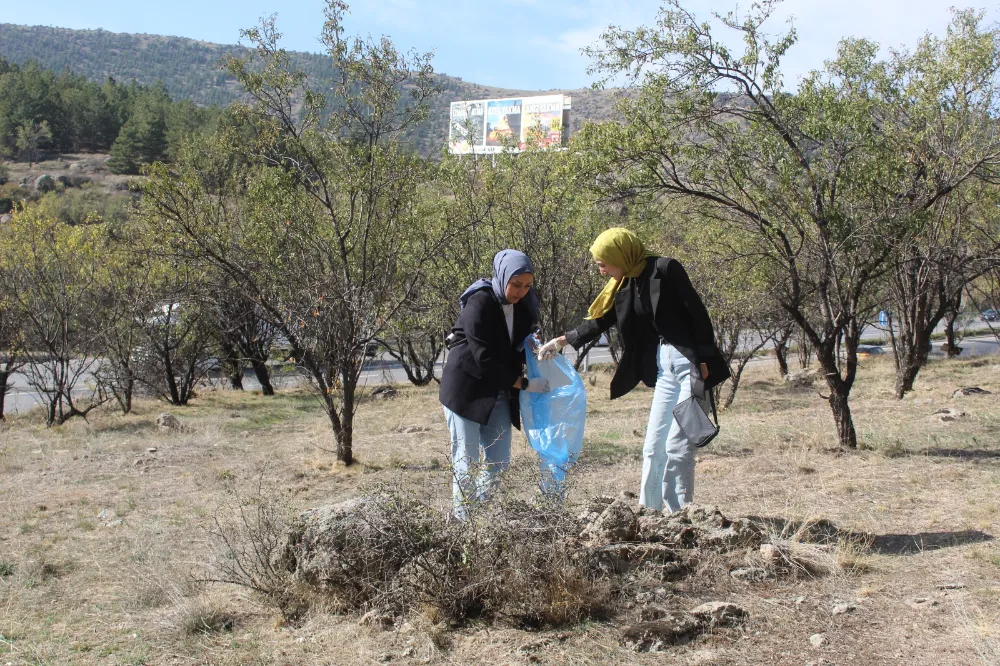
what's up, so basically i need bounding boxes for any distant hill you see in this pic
[0,23,620,156]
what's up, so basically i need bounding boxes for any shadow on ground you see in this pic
[915,448,1000,460]
[868,530,994,555]
[748,515,995,556]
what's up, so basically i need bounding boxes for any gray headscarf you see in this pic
[459,249,540,325]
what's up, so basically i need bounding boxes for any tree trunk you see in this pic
[221,341,244,390]
[774,326,792,378]
[336,383,355,465]
[0,371,7,420]
[829,386,858,449]
[797,330,813,369]
[894,327,932,398]
[251,360,275,396]
[944,311,961,358]
[816,347,858,449]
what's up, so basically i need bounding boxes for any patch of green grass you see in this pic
[0,561,15,577]
[583,438,633,464]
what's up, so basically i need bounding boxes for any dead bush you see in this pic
[279,463,617,628]
[202,466,303,617]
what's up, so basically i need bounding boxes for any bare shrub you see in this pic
[202,466,304,618]
[275,462,616,628]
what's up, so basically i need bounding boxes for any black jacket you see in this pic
[565,257,729,399]
[439,289,535,427]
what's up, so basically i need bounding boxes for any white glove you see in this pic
[537,337,565,361]
[523,377,551,393]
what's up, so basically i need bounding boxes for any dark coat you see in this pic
[565,257,730,399]
[439,289,535,427]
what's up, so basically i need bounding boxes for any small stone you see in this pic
[936,582,966,590]
[906,597,939,610]
[953,387,991,398]
[97,509,114,520]
[690,601,748,627]
[832,602,858,616]
[105,519,124,527]
[809,633,827,647]
[730,567,774,582]
[147,447,157,453]
[931,408,966,423]
[794,596,807,605]
[760,543,782,563]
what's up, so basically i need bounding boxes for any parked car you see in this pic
[856,344,885,358]
[982,309,998,322]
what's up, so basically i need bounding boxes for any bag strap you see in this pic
[708,387,720,427]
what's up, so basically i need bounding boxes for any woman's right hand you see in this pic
[523,378,552,393]
[537,336,567,361]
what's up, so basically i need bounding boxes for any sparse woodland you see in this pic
[1,1,1000,663]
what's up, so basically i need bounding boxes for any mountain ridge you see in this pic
[0,23,620,156]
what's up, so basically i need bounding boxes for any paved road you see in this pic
[6,336,999,415]
[356,335,1000,387]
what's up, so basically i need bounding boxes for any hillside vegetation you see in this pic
[0,23,620,156]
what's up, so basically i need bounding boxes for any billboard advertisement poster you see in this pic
[485,99,522,148]
[520,95,564,149]
[449,101,485,155]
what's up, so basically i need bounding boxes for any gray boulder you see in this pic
[282,494,436,593]
[155,412,182,431]
[34,174,56,193]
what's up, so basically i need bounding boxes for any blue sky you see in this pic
[2,0,986,90]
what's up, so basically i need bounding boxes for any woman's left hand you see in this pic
[700,363,709,380]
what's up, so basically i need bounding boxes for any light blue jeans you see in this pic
[640,344,695,513]
[443,393,512,519]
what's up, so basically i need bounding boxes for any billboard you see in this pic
[448,100,485,154]
[449,94,571,155]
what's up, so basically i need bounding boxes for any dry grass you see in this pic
[0,355,998,664]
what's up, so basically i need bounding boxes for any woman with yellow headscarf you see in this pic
[538,228,728,512]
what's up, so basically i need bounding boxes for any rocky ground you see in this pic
[1,355,998,664]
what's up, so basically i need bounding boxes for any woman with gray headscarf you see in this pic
[439,250,551,519]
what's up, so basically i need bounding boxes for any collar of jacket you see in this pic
[613,256,662,324]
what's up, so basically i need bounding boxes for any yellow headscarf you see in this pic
[586,228,656,320]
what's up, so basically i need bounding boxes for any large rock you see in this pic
[155,412,181,430]
[785,368,818,387]
[282,495,437,592]
[34,174,56,193]
[664,504,763,551]
[582,497,639,545]
[155,413,182,430]
[620,612,704,651]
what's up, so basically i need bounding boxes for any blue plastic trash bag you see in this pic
[519,334,587,494]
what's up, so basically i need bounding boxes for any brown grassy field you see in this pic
[1,354,999,665]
